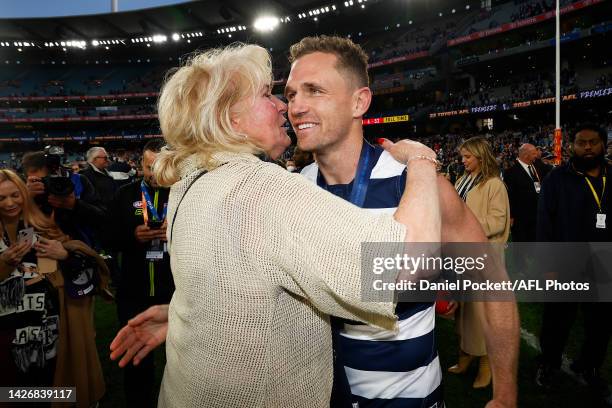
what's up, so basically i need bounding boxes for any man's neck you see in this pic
[90,163,106,174]
[517,157,531,167]
[315,133,364,185]
[586,166,602,178]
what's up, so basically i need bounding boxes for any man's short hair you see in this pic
[143,138,165,154]
[289,35,369,88]
[570,123,607,143]
[21,151,46,172]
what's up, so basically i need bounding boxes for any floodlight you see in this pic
[254,16,279,32]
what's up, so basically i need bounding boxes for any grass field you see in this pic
[93,300,611,407]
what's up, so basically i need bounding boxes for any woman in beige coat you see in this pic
[450,136,510,388]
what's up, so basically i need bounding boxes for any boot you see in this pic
[448,350,474,374]
[473,355,492,388]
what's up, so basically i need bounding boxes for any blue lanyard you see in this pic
[140,181,167,222]
[317,140,374,208]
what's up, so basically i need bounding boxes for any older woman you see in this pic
[0,169,108,407]
[449,136,511,388]
[110,43,441,408]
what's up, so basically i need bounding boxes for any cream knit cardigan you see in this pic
[158,152,405,407]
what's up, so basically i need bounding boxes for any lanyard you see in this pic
[140,182,167,223]
[317,140,374,207]
[584,176,606,213]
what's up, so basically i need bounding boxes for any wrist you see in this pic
[58,247,69,261]
[406,155,440,169]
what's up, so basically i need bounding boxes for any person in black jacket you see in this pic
[535,124,611,404]
[22,149,106,249]
[110,139,174,407]
[108,148,136,188]
[505,143,541,242]
[81,147,117,210]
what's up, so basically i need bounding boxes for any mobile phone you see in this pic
[17,228,34,247]
[147,220,163,229]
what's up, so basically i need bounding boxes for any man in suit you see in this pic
[504,143,541,242]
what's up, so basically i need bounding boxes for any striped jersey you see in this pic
[301,142,443,408]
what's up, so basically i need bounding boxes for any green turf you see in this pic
[94,299,166,408]
[93,300,611,407]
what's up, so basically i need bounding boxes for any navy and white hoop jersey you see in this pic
[301,142,443,408]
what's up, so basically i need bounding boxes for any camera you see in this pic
[41,146,74,197]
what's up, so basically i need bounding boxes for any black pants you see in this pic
[539,302,611,370]
[117,296,167,408]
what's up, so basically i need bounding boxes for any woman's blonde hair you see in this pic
[154,43,273,186]
[0,169,66,241]
[459,136,500,185]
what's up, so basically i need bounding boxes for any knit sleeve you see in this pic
[242,164,406,330]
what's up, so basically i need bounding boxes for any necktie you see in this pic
[528,165,537,181]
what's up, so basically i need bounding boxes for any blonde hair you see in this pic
[154,43,273,186]
[459,136,500,185]
[0,169,66,241]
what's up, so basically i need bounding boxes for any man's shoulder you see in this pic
[116,180,141,199]
[79,167,93,177]
[505,161,522,174]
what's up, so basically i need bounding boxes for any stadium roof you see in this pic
[0,0,330,41]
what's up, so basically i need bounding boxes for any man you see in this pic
[447,156,464,184]
[535,124,611,403]
[504,143,541,242]
[22,148,106,247]
[81,146,117,210]
[108,148,137,187]
[110,139,174,407]
[534,146,553,180]
[285,35,518,408]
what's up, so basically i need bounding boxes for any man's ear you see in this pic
[352,86,372,119]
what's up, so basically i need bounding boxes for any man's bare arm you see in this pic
[438,176,519,408]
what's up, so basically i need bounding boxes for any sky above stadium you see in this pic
[0,0,191,18]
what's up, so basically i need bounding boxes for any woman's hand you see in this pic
[0,241,31,266]
[110,304,169,367]
[378,138,437,165]
[33,237,69,261]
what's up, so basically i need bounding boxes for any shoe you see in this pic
[473,355,491,388]
[535,362,555,389]
[448,350,474,374]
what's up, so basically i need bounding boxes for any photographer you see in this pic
[109,139,174,407]
[22,147,106,249]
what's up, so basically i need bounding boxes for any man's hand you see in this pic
[134,224,167,243]
[47,193,76,210]
[110,304,169,367]
[26,176,45,198]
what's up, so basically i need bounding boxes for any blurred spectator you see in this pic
[81,147,117,210]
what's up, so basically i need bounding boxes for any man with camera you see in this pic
[22,146,106,248]
[109,139,174,407]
